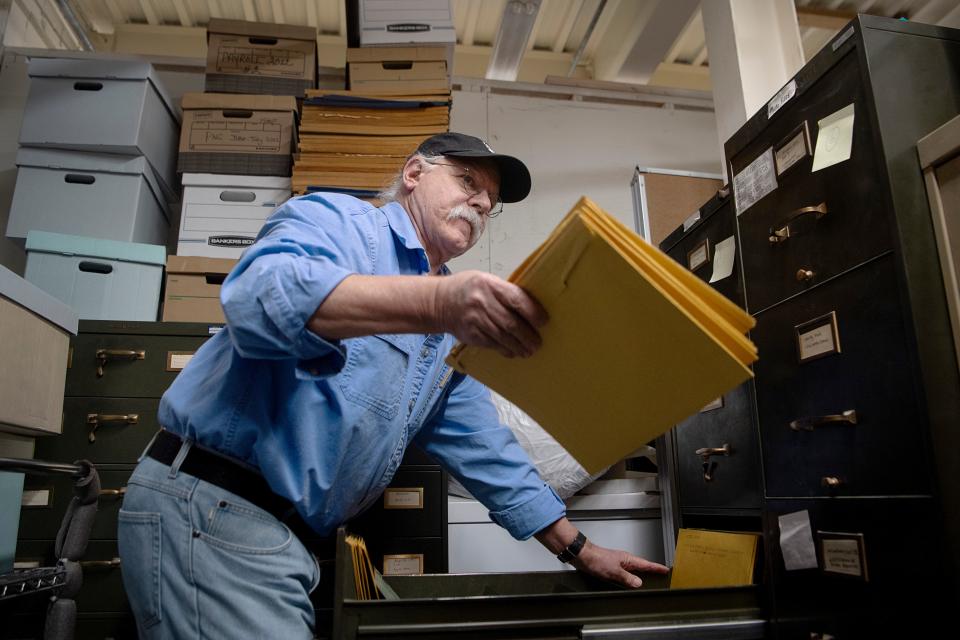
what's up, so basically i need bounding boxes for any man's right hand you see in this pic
[434,270,548,358]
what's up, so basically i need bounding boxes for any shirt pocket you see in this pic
[338,333,413,420]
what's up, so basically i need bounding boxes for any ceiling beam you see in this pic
[796,7,855,31]
[138,0,159,26]
[616,0,699,85]
[172,0,193,27]
[103,0,125,25]
[552,0,578,53]
[463,0,481,46]
[306,0,317,28]
[691,44,707,67]
[242,0,257,22]
[526,0,548,50]
[270,0,284,24]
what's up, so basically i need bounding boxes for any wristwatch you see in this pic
[556,530,587,563]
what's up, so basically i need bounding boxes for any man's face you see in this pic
[413,158,501,264]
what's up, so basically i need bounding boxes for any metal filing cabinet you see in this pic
[11,320,217,638]
[724,16,960,636]
[659,190,763,527]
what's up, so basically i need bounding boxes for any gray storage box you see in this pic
[25,231,166,321]
[20,57,181,197]
[7,148,172,245]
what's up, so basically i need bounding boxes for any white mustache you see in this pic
[446,204,484,245]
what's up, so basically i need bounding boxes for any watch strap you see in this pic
[556,530,587,563]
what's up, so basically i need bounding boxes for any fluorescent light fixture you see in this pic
[486,0,541,82]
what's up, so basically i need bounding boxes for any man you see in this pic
[118,132,669,638]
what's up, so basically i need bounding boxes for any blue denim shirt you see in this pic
[158,193,565,539]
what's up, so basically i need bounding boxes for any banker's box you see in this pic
[162,256,236,323]
[346,46,451,92]
[0,266,77,437]
[205,18,317,97]
[6,148,172,246]
[178,93,298,177]
[357,0,456,47]
[24,231,166,322]
[19,57,181,198]
[176,173,290,258]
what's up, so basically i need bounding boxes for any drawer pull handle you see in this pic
[695,444,731,459]
[99,486,127,497]
[796,268,816,282]
[821,476,843,488]
[769,202,828,244]
[695,444,730,483]
[789,409,857,431]
[80,558,121,569]
[95,349,145,377]
[87,413,139,443]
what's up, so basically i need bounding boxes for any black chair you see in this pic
[0,458,100,640]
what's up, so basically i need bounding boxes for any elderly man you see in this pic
[118,132,668,638]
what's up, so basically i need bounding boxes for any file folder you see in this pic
[446,197,757,473]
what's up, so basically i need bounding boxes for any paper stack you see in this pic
[292,89,450,198]
[446,197,758,474]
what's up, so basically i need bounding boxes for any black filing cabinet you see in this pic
[659,190,762,523]
[725,15,960,637]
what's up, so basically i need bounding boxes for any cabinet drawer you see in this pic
[36,397,160,464]
[364,536,447,575]
[752,255,930,497]
[668,199,744,307]
[14,540,128,614]
[351,469,444,538]
[673,383,761,511]
[19,467,131,540]
[733,51,892,313]
[67,333,208,397]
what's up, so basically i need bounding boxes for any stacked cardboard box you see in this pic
[8,57,179,321]
[292,46,452,198]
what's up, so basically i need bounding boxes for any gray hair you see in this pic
[378,153,446,203]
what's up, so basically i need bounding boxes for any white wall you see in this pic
[448,90,722,277]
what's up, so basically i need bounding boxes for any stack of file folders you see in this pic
[292,88,451,198]
[447,197,759,474]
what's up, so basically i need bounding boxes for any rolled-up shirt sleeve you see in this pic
[415,374,566,540]
[220,195,376,367]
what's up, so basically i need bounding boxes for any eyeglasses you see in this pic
[428,161,504,217]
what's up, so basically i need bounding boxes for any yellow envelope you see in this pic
[670,528,759,589]
[446,196,757,473]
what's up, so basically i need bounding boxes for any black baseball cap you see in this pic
[417,132,532,203]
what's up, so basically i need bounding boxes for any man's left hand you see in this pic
[572,540,670,589]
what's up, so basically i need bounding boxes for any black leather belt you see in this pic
[146,430,313,538]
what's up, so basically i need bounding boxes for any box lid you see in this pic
[166,255,237,276]
[207,18,317,43]
[27,56,181,123]
[15,148,173,222]
[0,265,78,334]
[25,231,167,267]
[181,172,292,190]
[181,92,298,112]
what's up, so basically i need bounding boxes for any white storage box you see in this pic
[0,265,77,437]
[19,57,181,197]
[6,148,172,245]
[25,231,166,321]
[177,173,290,258]
[358,0,456,46]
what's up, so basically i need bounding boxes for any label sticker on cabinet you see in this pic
[819,531,868,580]
[22,489,51,507]
[384,488,424,509]
[383,554,423,576]
[733,148,778,215]
[775,122,811,176]
[767,79,797,119]
[795,312,841,363]
[166,351,195,371]
[812,103,855,172]
[687,239,710,272]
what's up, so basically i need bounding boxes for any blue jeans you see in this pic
[117,441,320,639]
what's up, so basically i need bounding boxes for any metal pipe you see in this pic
[567,0,608,77]
[0,457,88,477]
[55,0,93,51]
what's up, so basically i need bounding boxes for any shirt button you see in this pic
[420,347,430,359]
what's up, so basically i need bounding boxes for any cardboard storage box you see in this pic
[178,93,297,177]
[25,231,166,322]
[19,57,181,198]
[176,173,290,258]
[162,256,237,323]
[6,148,172,245]
[205,18,317,96]
[0,265,77,437]
[347,46,450,91]
[356,0,456,47]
